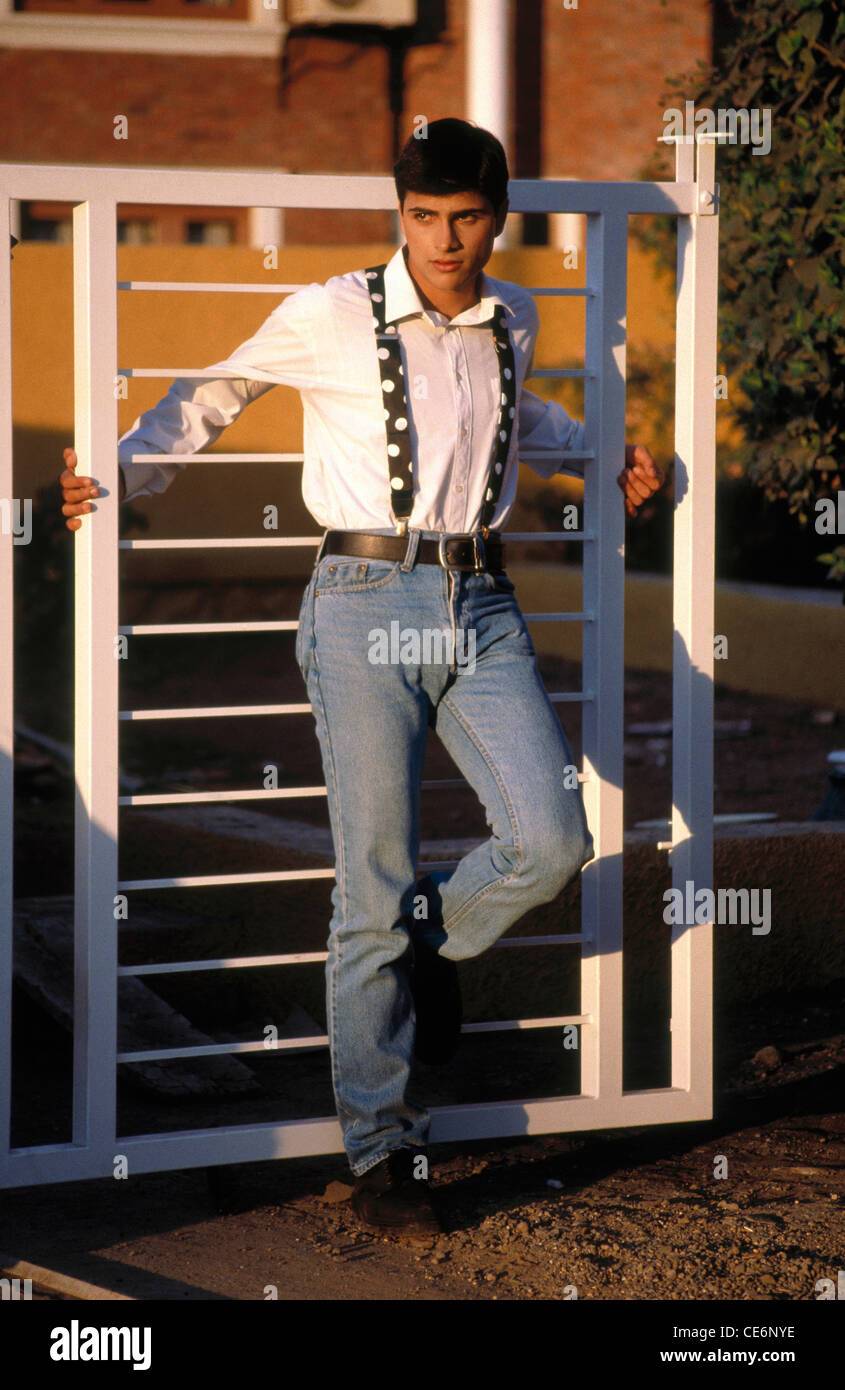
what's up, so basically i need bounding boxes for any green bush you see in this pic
[638,0,845,582]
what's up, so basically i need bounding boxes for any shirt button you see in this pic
[455,484,464,493]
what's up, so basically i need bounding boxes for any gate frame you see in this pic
[0,139,717,1189]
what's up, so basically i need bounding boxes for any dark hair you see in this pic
[393,118,509,211]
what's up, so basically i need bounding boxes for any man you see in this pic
[59,118,663,1236]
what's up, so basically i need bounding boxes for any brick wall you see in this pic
[0,0,711,241]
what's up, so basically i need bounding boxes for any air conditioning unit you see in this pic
[287,0,417,26]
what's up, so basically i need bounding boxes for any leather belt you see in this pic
[323,530,505,573]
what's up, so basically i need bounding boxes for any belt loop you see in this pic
[400,528,421,572]
[314,529,330,567]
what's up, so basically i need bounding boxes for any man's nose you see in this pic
[434,220,461,250]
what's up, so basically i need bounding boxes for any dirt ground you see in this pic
[2,983,844,1302]
[7,576,845,1302]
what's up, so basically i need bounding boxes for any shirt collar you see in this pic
[383,245,516,328]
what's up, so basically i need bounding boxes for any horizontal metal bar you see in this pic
[119,952,329,975]
[121,453,303,463]
[119,703,311,719]
[121,615,587,635]
[494,934,587,947]
[0,165,698,214]
[0,167,402,208]
[117,934,588,978]
[121,369,249,379]
[520,450,594,461]
[118,1038,329,1062]
[119,621,297,635]
[462,1015,590,1034]
[119,532,592,550]
[117,282,302,294]
[121,773,592,807]
[0,1089,718,1187]
[120,786,328,805]
[116,1013,593,1062]
[550,691,590,703]
[119,536,318,550]
[503,532,591,541]
[119,283,592,301]
[118,869,335,890]
[122,452,593,470]
[525,612,591,623]
[507,177,698,215]
[121,691,588,719]
[531,369,593,379]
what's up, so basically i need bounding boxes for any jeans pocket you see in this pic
[314,556,401,596]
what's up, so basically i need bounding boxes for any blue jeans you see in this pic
[295,543,594,1176]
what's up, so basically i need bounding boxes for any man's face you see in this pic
[398,190,508,306]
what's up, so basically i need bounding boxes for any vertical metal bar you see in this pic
[674,126,695,185]
[669,136,717,1098]
[579,210,628,1101]
[0,191,14,1174]
[72,199,120,1159]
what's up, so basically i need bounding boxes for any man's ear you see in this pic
[495,198,509,235]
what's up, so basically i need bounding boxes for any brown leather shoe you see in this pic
[350,1148,440,1235]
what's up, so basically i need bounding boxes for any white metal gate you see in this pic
[0,139,718,1188]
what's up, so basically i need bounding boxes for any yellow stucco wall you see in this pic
[12,241,840,709]
[510,564,845,712]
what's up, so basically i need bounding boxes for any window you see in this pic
[18,1,249,18]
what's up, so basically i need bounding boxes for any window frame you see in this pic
[20,0,249,18]
[20,200,250,245]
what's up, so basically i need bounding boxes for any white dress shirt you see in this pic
[117,244,586,533]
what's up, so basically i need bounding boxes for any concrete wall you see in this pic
[509,564,845,712]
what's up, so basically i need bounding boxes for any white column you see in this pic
[248,205,285,251]
[465,0,512,248]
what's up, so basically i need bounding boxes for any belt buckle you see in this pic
[438,532,486,572]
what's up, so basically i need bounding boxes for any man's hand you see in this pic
[59,447,125,531]
[617,444,664,517]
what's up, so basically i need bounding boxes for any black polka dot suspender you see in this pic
[364,263,517,536]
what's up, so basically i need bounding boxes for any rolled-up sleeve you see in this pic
[117,283,324,502]
[517,387,586,479]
